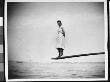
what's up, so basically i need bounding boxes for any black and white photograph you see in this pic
[5,0,108,81]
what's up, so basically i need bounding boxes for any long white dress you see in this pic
[56,26,65,49]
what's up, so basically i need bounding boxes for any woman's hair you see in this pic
[57,20,61,23]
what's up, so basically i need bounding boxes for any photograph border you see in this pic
[5,0,108,81]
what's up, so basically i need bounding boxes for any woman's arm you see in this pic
[62,28,65,37]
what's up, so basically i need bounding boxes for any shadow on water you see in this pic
[52,52,105,59]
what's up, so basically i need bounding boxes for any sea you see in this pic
[8,61,105,79]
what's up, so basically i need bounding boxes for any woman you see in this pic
[56,20,65,58]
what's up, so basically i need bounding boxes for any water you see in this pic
[9,61,105,79]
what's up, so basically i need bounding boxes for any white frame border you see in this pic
[5,0,108,81]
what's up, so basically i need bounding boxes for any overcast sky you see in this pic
[7,2,105,62]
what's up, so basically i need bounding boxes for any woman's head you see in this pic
[57,20,62,27]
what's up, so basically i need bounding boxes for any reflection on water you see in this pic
[9,61,105,79]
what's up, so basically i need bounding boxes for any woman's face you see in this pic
[57,21,62,27]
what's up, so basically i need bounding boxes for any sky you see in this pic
[7,2,105,63]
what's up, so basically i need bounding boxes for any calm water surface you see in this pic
[9,61,105,79]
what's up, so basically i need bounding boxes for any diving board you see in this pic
[52,52,105,60]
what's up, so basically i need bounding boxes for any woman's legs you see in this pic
[57,48,64,57]
[57,48,60,57]
[60,48,64,57]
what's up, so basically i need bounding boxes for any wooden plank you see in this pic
[52,52,105,60]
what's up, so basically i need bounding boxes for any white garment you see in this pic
[56,27,65,49]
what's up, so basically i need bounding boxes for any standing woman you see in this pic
[56,20,65,58]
